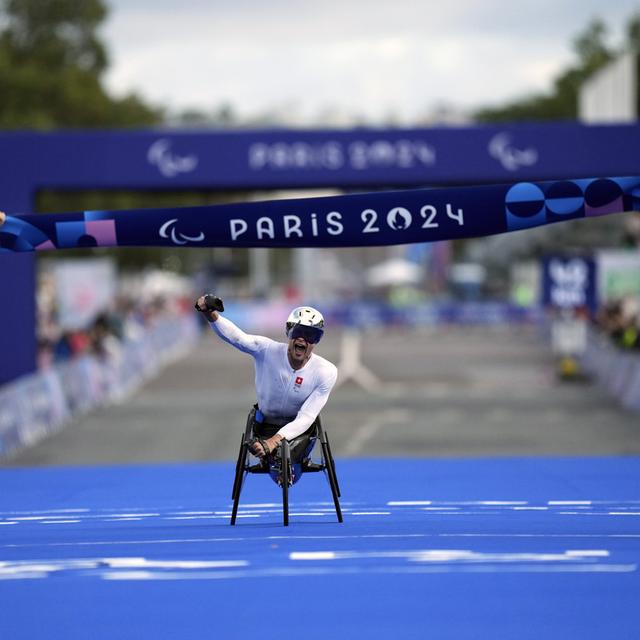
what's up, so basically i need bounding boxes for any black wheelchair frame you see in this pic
[230,414,342,526]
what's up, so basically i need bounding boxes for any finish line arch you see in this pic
[2,123,640,384]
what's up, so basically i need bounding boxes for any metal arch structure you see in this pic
[2,122,640,385]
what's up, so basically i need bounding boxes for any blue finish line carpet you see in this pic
[1,457,639,639]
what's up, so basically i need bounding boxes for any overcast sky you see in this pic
[102,0,640,124]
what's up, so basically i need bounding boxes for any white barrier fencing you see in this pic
[581,327,640,412]
[0,314,200,458]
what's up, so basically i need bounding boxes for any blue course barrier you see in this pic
[0,314,199,458]
[581,327,640,411]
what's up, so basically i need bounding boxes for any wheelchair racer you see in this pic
[195,295,338,461]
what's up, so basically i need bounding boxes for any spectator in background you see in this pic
[596,296,640,350]
[90,313,123,363]
[35,285,196,370]
[623,212,640,248]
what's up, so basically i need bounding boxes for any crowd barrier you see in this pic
[3,302,636,459]
[222,300,543,333]
[580,327,640,412]
[1,301,535,459]
[0,314,200,459]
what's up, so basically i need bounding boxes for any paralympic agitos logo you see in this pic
[147,139,199,178]
[228,203,464,241]
[159,219,206,245]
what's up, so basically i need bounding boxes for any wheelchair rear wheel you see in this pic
[324,431,341,498]
[319,426,342,523]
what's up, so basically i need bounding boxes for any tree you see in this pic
[626,12,640,51]
[474,18,616,122]
[0,0,161,127]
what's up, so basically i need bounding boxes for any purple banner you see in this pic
[3,124,640,190]
[2,176,639,253]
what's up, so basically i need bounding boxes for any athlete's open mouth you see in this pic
[293,341,307,357]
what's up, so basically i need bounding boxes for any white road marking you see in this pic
[291,552,337,560]
[166,515,231,520]
[213,510,280,515]
[289,548,613,564]
[475,501,529,506]
[556,512,640,517]
[40,520,81,524]
[421,512,469,516]
[434,501,530,506]
[239,503,279,508]
[350,512,391,516]
[3,531,640,551]
[99,563,638,580]
[106,558,248,569]
[166,514,259,520]
[0,509,90,516]
[1,551,632,581]
[0,557,250,581]
[3,512,163,523]
[439,533,640,538]
[342,409,411,456]
[102,571,156,580]
[5,499,637,526]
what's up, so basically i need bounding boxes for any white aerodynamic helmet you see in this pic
[285,306,325,344]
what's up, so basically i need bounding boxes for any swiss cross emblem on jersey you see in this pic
[295,376,304,386]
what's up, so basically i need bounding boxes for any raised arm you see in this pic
[211,315,273,355]
[195,294,272,356]
[278,365,338,440]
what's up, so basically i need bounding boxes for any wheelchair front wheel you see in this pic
[280,439,291,526]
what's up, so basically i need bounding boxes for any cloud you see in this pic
[102,0,640,122]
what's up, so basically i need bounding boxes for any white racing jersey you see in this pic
[211,316,338,440]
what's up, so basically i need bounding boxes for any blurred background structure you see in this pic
[1,0,640,456]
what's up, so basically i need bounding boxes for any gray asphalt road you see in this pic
[4,324,640,467]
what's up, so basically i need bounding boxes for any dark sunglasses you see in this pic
[289,324,324,344]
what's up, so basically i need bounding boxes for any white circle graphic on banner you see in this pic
[387,207,412,231]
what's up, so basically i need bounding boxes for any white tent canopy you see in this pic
[366,258,423,287]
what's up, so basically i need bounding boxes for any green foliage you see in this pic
[0,1,227,274]
[2,0,108,72]
[474,15,637,123]
[0,0,161,128]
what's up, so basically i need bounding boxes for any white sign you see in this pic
[53,258,117,330]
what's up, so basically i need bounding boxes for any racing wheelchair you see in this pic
[231,408,342,526]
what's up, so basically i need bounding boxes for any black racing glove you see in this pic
[195,294,225,313]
